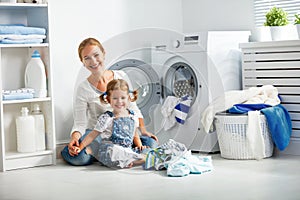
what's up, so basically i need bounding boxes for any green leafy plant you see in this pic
[294,14,300,24]
[264,7,289,26]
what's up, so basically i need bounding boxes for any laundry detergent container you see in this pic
[214,113,274,159]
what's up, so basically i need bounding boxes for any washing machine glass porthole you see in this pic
[164,62,198,105]
[108,59,161,124]
[120,67,153,108]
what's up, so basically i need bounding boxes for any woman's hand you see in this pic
[68,131,81,156]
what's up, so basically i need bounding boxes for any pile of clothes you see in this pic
[144,139,213,177]
[0,24,46,44]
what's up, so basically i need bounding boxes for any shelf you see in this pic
[2,97,51,105]
[0,43,49,48]
[0,3,47,8]
[5,150,53,160]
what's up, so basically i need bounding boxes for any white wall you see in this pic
[49,0,255,143]
[182,0,255,32]
[48,0,183,143]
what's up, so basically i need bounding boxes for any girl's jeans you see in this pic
[61,129,158,166]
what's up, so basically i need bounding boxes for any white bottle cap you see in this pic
[21,107,29,115]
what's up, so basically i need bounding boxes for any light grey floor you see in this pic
[0,153,299,200]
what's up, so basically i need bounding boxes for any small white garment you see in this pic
[201,85,281,133]
[109,145,143,168]
[246,111,265,160]
[161,96,180,130]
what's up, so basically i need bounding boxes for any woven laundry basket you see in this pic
[214,113,274,159]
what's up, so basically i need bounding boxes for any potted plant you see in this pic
[294,14,300,39]
[264,7,291,41]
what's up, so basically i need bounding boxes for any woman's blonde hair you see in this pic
[78,37,106,62]
[100,79,138,104]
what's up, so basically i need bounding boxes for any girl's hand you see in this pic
[74,147,81,154]
[142,131,159,142]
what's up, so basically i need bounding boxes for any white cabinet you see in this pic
[0,3,56,171]
[240,40,300,155]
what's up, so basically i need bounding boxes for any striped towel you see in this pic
[174,95,192,124]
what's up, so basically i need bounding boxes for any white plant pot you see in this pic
[250,26,272,42]
[270,25,298,41]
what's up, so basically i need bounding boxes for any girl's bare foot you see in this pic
[126,155,146,168]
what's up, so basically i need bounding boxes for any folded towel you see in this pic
[0,25,46,35]
[3,93,33,100]
[0,34,46,40]
[260,104,292,151]
[0,38,43,44]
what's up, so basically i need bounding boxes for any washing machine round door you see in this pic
[164,62,198,104]
[109,59,161,123]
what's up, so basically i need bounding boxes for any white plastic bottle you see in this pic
[16,107,36,153]
[24,50,47,98]
[31,104,46,151]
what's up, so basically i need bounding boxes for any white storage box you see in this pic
[214,113,274,159]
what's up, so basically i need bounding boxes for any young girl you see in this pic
[76,79,147,168]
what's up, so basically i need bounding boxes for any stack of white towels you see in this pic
[0,24,46,44]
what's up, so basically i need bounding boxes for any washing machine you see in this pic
[148,32,221,153]
[103,28,250,153]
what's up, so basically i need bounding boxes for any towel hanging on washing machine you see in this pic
[174,95,192,124]
[161,95,192,130]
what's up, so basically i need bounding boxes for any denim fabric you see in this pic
[61,129,101,166]
[139,135,158,149]
[98,143,119,167]
[61,130,158,166]
[111,117,135,148]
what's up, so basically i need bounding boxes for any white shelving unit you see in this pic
[0,3,56,171]
[240,40,300,156]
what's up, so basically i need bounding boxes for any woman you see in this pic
[61,37,158,166]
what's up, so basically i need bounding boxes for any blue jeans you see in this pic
[61,130,158,166]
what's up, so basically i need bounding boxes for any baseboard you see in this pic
[276,137,300,156]
[56,143,67,159]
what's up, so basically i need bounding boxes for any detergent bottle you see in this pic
[31,104,46,151]
[24,50,47,98]
[16,107,36,153]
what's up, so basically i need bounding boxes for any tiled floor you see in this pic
[0,152,299,200]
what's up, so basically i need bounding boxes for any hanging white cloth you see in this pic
[246,111,266,160]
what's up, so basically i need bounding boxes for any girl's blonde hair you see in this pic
[78,37,106,62]
[100,79,138,104]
